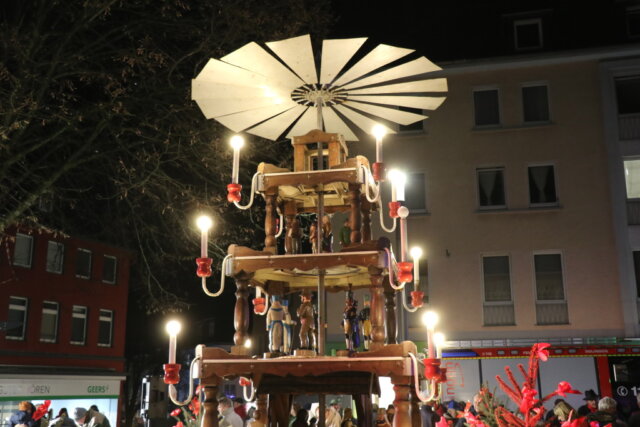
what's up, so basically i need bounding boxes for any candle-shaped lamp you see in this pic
[371,124,387,181]
[410,247,423,286]
[196,215,213,259]
[244,338,252,349]
[434,332,446,359]
[387,169,406,202]
[422,311,439,359]
[230,135,245,184]
[166,320,182,364]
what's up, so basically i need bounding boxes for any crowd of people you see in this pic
[9,403,110,427]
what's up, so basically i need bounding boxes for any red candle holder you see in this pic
[196,257,213,278]
[397,261,413,283]
[438,367,448,384]
[253,297,266,314]
[388,201,401,218]
[423,357,441,380]
[410,291,424,308]
[163,363,181,385]
[227,183,242,203]
[239,377,251,387]
[372,162,386,182]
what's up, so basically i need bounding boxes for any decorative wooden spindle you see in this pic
[264,191,277,253]
[384,281,398,345]
[360,194,372,242]
[202,385,219,427]
[392,378,412,427]
[369,266,385,350]
[349,183,362,244]
[232,273,252,353]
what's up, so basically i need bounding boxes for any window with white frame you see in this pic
[624,159,640,199]
[633,251,640,299]
[477,167,506,209]
[534,253,568,325]
[46,241,64,274]
[98,309,113,347]
[6,297,28,340]
[616,76,640,115]
[522,84,550,123]
[13,233,33,268]
[39,301,59,343]
[514,18,543,50]
[405,172,427,213]
[102,255,117,284]
[528,165,558,206]
[71,305,88,345]
[76,248,92,279]
[482,255,515,326]
[473,88,500,127]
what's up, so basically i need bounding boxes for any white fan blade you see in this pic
[193,58,270,89]
[333,104,396,136]
[246,106,308,140]
[320,37,367,84]
[347,78,448,95]
[222,41,303,89]
[347,95,446,110]
[194,96,292,119]
[266,34,318,84]
[323,107,358,141]
[332,44,414,87]
[192,80,289,101]
[341,57,441,90]
[215,101,298,132]
[343,101,427,125]
[286,107,319,138]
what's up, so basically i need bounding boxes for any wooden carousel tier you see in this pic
[228,240,390,291]
[257,156,370,213]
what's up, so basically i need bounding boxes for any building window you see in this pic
[522,84,550,123]
[514,18,543,50]
[6,297,28,340]
[627,7,640,38]
[98,309,113,347]
[528,165,557,206]
[76,248,92,279]
[534,253,568,325]
[71,305,88,345]
[102,255,118,284]
[40,301,59,343]
[13,233,33,268]
[405,172,427,213]
[482,255,515,326]
[473,88,500,127]
[398,106,425,133]
[46,241,64,274]
[477,167,506,209]
[616,76,640,115]
[625,159,640,199]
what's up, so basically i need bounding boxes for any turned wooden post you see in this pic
[284,201,300,254]
[202,384,219,427]
[410,389,421,427]
[384,278,398,345]
[349,183,362,244]
[360,194,372,242]
[232,273,252,354]
[369,266,385,350]
[391,377,412,427]
[264,191,277,253]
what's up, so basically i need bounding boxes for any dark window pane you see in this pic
[102,256,117,284]
[405,173,426,211]
[7,297,27,339]
[13,234,33,267]
[616,76,640,114]
[76,249,92,278]
[478,169,505,207]
[528,166,557,204]
[71,306,87,344]
[522,86,550,122]
[483,256,511,302]
[516,22,541,49]
[634,251,640,297]
[628,11,640,37]
[98,310,113,346]
[46,241,64,274]
[474,90,500,126]
[534,254,565,300]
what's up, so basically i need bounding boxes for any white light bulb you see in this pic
[196,215,213,232]
[372,124,387,139]
[387,169,407,186]
[166,320,182,336]
[422,311,439,329]
[230,135,245,150]
[410,247,423,260]
[244,338,252,349]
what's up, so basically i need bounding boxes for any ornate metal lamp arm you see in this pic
[233,172,262,210]
[167,355,201,406]
[408,352,441,403]
[361,165,380,203]
[384,248,406,291]
[240,377,256,402]
[201,255,232,297]
[377,199,397,233]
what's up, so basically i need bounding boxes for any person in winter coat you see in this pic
[50,409,76,427]
[10,401,35,427]
[587,397,627,427]
[73,407,111,427]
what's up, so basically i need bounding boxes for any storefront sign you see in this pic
[0,378,122,400]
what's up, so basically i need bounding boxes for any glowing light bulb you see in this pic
[165,320,182,364]
[422,311,439,329]
[196,215,213,232]
[372,124,387,164]
[196,215,213,258]
[410,247,423,260]
[230,135,245,184]
[388,169,407,202]
[230,135,245,150]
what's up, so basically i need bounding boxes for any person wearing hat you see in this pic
[73,407,110,427]
[578,389,600,416]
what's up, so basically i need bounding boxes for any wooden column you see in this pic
[384,278,398,345]
[349,183,362,244]
[202,384,219,427]
[268,393,291,427]
[264,191,277,254]
[360,194,372,242]
[369,266,385,351]
[231,273,252,355]
[410,390,421,427]
[284,201,299,254]
[353,394,372,427]
[391,377,412,427]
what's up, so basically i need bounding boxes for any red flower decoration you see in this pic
[519,385,539,414]
[189,396,200,416]
[463,411,488,427]
[173,422,184,427]
[561,416,584,427]
[533,342,551,362]
[170,408,182,417]
[435,416,452,427]
[555,381,581,397]
[32,400,51,421]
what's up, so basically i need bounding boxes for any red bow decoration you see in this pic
[32,400,51,421]
[555,381,581,397]
[532,342,551,362]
